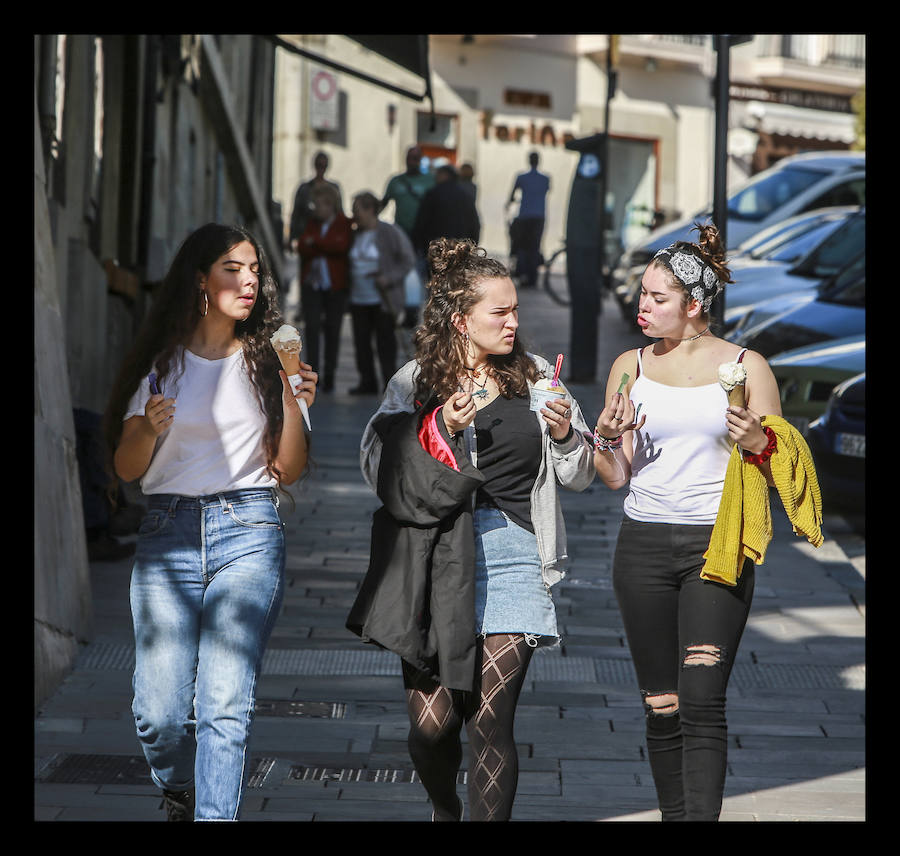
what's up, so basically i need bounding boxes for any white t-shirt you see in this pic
[124,347,277,496]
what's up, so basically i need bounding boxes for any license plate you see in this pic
[835,432,865,458]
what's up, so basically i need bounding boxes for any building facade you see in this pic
[271,34,864,264]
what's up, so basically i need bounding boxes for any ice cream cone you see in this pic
[270,324,311,430]
[727,385,746,408]
[718,361,748,410]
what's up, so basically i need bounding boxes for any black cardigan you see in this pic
[346,407,485,691]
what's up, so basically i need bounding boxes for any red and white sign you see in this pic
[309,67,339,131]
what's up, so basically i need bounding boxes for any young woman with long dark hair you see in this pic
[104,222,316,821]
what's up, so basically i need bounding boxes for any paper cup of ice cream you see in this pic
[530,377,569,412]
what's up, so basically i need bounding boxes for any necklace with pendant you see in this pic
[465,365,491,399]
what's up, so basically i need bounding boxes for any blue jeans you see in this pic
[129,489,285,821]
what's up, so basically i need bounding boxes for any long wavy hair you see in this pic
[103,222,297,498]
[413,238,539,404]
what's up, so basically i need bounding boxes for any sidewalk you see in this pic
[34,281,865,822]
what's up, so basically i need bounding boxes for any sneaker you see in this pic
[162,789,195,822]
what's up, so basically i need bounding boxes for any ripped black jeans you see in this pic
[612,516,755,821]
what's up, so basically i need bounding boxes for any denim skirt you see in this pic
[473,505,559,647]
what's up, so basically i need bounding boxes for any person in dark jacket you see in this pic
[348,238,594,822]
[411,165,481,262]
[297,184,353,392]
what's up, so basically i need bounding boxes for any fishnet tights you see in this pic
[403,633,535,821]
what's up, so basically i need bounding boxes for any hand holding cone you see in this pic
[270,324,311,430]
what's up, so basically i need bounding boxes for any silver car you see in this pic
[612,151,865,320]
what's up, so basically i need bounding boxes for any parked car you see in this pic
[612,151,865,319]
[767,334,865,436]
[730,254,865,357]
[724,207,865,334]
[806,373,865,511]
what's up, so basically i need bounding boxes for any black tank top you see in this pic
[474,393,542,533]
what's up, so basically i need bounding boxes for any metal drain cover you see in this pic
[40,753,151,785]
[254,700,346,718]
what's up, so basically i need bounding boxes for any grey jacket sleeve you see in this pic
[530,353,595,493]
[360,360,420,492]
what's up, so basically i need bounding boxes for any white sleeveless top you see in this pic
[622,347,745,525]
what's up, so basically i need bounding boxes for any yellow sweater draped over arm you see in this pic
[701,415,824,586]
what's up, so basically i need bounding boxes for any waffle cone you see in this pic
[274,348,301,376]
[727,384,746,408]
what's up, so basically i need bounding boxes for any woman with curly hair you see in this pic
[104,223,316,821]
[348,238,595,821]
[593,223,783,820]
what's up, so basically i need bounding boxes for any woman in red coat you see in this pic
[297,184,353,392]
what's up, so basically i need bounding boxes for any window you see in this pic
[798,213,865,278]
[804,177,866,210]
[728,166,826,221]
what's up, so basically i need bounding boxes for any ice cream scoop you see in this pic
[718,361,747,408]
[270,324,311,430]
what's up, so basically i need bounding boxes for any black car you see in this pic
[806,373,865,511]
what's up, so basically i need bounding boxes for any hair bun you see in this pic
[427,238,483,281]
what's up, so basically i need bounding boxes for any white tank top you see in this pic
[622,347,746,525]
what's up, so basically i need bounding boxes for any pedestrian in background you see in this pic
[381,145,435,329]
[380,145,434,241]
[288,150,344,252]
[592,223,821,821]
[411,164,481,265]
[297,184,353,392]
[459,162,478,205]
[506,151,550,289]
[348,238,595,821]
[103,222,317,821]
[348,191,416,395]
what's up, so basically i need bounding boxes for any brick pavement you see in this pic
[34,279,865,822]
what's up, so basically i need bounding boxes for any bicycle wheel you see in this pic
[541,248,570,306]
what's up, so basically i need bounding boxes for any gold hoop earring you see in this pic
[199,290,208,317]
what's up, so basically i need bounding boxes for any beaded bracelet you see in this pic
[742,426,777,466]
[593,430,623,452]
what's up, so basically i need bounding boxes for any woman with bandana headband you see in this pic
[592,222,782,821]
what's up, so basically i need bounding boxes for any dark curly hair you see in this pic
[102,222,298,499]
[650,221,734,316]
[412,238,539,404]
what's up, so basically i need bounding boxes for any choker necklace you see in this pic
[679,326,709,342]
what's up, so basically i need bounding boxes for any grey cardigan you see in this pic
[359,353,595,587]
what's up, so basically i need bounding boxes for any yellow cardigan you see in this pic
[701,415,824,586]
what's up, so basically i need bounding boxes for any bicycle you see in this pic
[539,242,570,306]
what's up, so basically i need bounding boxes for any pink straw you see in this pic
[552,354,563,386]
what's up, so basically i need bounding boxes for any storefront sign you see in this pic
[730,83,853,114]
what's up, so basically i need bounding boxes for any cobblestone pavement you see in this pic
[35,276,865,822]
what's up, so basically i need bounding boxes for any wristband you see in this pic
[593,430,623,452]
[742,426,776,465]
[550,424,574,445]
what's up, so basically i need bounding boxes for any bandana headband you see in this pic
[653,245,720,311]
